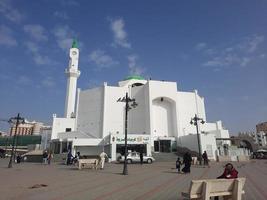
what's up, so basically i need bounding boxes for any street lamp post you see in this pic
[8,113,25,168]
[190,114,205,165]
[117,92,138,175]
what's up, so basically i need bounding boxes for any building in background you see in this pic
[253,131,267,147]
[8,120,52,151]
[256,122,267,133]
[10,120,44,136]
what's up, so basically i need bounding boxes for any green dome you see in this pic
[124,75,145,81]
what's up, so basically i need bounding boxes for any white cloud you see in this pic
[0,25,17,47]
[110,18,131,48]
[33,55,54,65]
[239,35,265,53]
[89,50,119,69]
[25,41,39,53]
[25,41,55,65]
[202,34,265,68]
[128,55,145,75]
[53,25,76,51]
[203,54,251,67]
[259,54,265,59]
[204,48,216,55]
[0,0,23,23]
[24,24,48,41]
[195,42,207,51]
[54,11,69,20]
[240,57,251,67]
[42,77,55,87]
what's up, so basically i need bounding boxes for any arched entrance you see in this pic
[152,97,176,152]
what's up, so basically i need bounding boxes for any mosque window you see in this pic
[132,83,144,87]
[66,128,72,132]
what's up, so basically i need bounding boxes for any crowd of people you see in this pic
[175,151,238,178]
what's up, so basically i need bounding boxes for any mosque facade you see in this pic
[51,41,230,161]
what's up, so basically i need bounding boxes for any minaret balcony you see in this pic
[65,68,81,77]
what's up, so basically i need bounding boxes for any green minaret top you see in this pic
[72,39,78,48]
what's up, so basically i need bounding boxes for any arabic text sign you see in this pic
[115,135,150,144]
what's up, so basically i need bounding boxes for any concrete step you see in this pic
[152,152,178,162]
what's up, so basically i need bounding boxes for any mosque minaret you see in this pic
[64,39,81,118]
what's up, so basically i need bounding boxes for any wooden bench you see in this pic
[181,178,246,200]
[78,159,99,170]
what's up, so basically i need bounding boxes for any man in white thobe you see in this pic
[99,151,108,169]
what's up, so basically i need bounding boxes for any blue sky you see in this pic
[0,0,266,134]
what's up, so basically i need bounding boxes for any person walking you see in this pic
[139,150,144,165]
[99,151,108,170]
[176,157,182,173]
[42,151,48,164]
[48,152,53,165]
[66,150,72,165]
[202,151,209,167]
[16,154,21,164]
[182,152,192,173]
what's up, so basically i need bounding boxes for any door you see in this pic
[160,140,171,152]
[154,141,159,152]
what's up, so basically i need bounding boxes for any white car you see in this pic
[118,152,155,164]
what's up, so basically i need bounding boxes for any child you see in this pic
[176,157,182,173]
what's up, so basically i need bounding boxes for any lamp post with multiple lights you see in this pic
[117,92,138,175]
[190,114,205,165]
[8,113,25,168]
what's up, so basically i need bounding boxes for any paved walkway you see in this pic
[0,159,266,200]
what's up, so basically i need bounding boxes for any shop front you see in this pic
[110,134,151,161]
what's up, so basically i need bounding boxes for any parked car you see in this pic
[118,152,155,164]
[253,150,267,159]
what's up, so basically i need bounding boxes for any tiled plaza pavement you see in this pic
[0,159,266,200]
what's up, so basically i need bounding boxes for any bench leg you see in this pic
[232,179,242,200]
[202,182,211,200]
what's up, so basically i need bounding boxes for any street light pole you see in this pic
[123,92,129,175]
[8,113,25,168]
[190,114,205,165]
[117,92,138,175]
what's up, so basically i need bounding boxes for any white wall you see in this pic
[176,91,206,137]
[179,134,199,153]
[128,85,148,135]
[152,98,174,137]
[102,85,126,137]
[200,133,217,160]
[77,87,104,138]
[51,117,75,140]
[179,133,217,160]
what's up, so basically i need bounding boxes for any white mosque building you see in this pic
[51,40,230,161]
